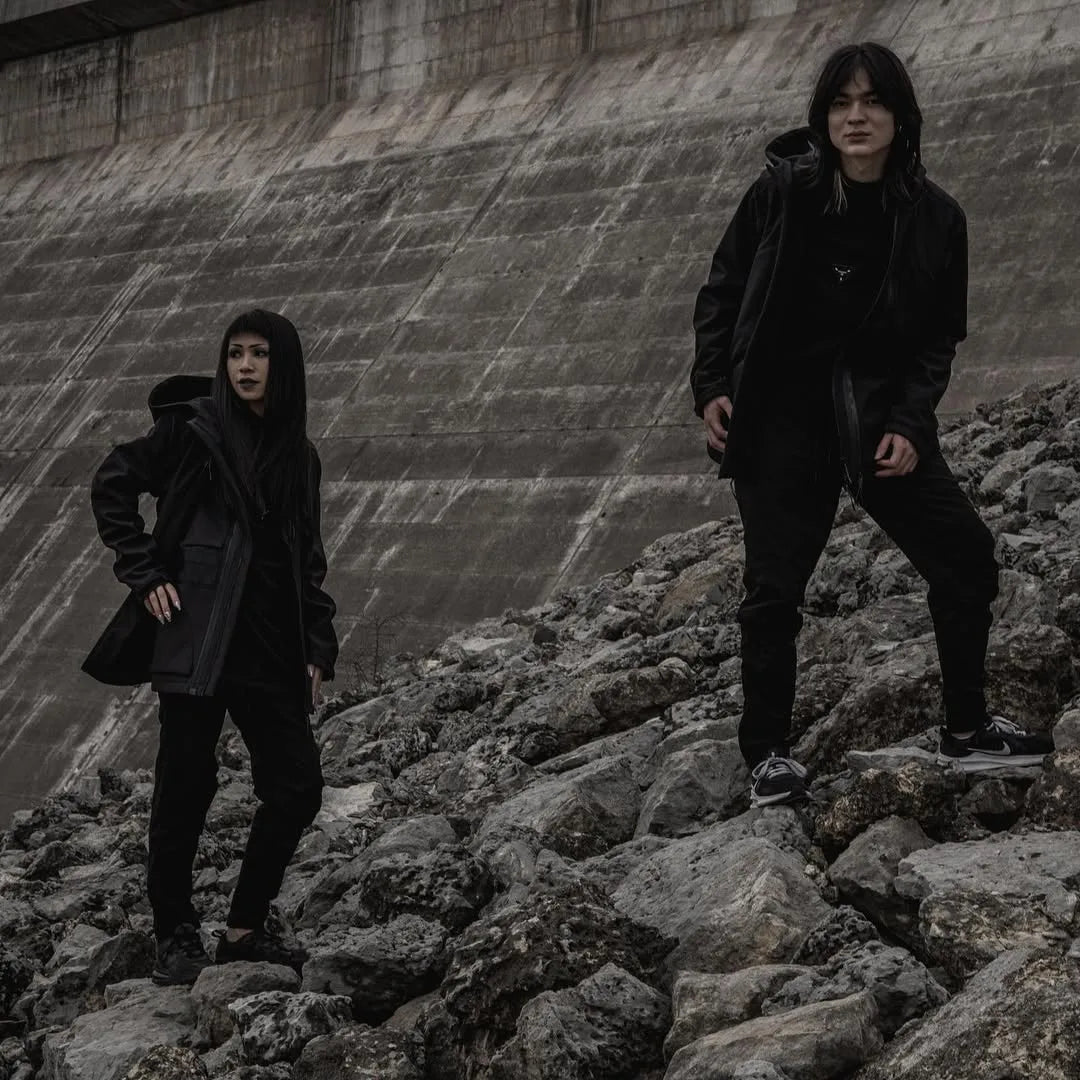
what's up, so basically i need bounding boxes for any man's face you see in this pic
[827,68,896,176]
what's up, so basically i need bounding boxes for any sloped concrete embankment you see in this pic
[1,380,1079,1078]
[0,0,1077,819]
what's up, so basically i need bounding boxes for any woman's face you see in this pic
[226,333,270,415]
[827,67,896,178]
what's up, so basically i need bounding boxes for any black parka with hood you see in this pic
[691,128,968,489]
[83,375,338,709]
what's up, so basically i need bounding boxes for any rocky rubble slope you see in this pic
[3,379,1080,1080]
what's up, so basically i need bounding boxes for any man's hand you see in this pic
[874,433,919,477]
[307,664,323,709]
[144,583,181,624]
[703,396,733,453]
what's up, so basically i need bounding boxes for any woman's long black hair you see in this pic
[807,42,924,208]
[212,309,309,526]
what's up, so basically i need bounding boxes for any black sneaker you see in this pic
[937,716,1053,771]
[750,753,809,807]
[152,922,212,985]
[215,927,305,972]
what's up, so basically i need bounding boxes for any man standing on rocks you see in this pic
[691,42,1052,806]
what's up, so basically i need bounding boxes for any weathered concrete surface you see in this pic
[0,2,254,62]
[0,0,1078,819]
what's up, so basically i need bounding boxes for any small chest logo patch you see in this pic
[833,263,854,284]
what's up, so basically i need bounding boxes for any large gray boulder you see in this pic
[122,1047,207,1079]
[816,764,963,857]
[476,756,641,860]
[487,963,670,1079]
[827,816,933,938]
[666,991,883,1080]
[857,948,1080,1078]
[299,814,458,928]
[664,966,807,1059]
[227,991,354,1066]
[300,916,449,1022]
[634,738,748,838]
[438,883,669,1076]
[761,941,948,1037]
[894,830,1080,978]
[41,981,196,1080]
[190,962,300,1048]
[612,821,829,975]
[292,1024,423,1079]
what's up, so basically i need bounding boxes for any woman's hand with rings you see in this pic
[144,583,181,624]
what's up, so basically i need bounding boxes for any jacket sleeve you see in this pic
[90,413,185,596]
[691,176,770,416]
[302,445,339,681]
[886,209,968,458]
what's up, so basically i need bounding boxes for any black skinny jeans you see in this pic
[734,430,999,769]
[147,686,323,938]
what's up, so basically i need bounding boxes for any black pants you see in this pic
[734,439,999,769]
[147,686,323,938]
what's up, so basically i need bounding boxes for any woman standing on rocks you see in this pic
[84,309,337,984]
[691,42,1052,807]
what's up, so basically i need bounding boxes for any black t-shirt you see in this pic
[223,509,304,693]
[790,177,892,363]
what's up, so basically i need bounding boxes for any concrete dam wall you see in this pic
[0,0,1077,820]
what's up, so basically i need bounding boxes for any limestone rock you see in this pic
[664,966,807,1059]
[300,916,449,1023]
[634,738,748,838]
[191,962,300,1048]
[227,991,353,1066]
[327,842,493,932]
[477,756,641,860]
[827,817,933,937]
[488,962,670,1079]
[292,1024,423,1079]
[816,764,964,857]
[894,831,1080,978]
[439,883,669,1074]
[857,948,1080,1079]
[612,823,830,976]
[761,940,948,1037]
[983,624,1078,728]
[1025,748,1080,828]
[300,814,458,928]
[666,991,883,1080]
[41,982,196,1080]
[789,906,881,966]
[122,1047,207,1079]
[589,659,698,725]
[1053,706,1080,750]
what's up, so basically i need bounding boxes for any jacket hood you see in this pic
[764,127,823,189]
[148,374,214,421]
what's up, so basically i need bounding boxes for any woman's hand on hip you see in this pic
[144,583,181,624]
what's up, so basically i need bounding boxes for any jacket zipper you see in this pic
[185,416,253,697]
[189,521,248,695]
[834,206,902,501]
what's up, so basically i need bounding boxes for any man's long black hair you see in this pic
[212,309,309,526]
[807,42,924,207]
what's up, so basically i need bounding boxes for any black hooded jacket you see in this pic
[691,128,968,486]
[83,376,338,706]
